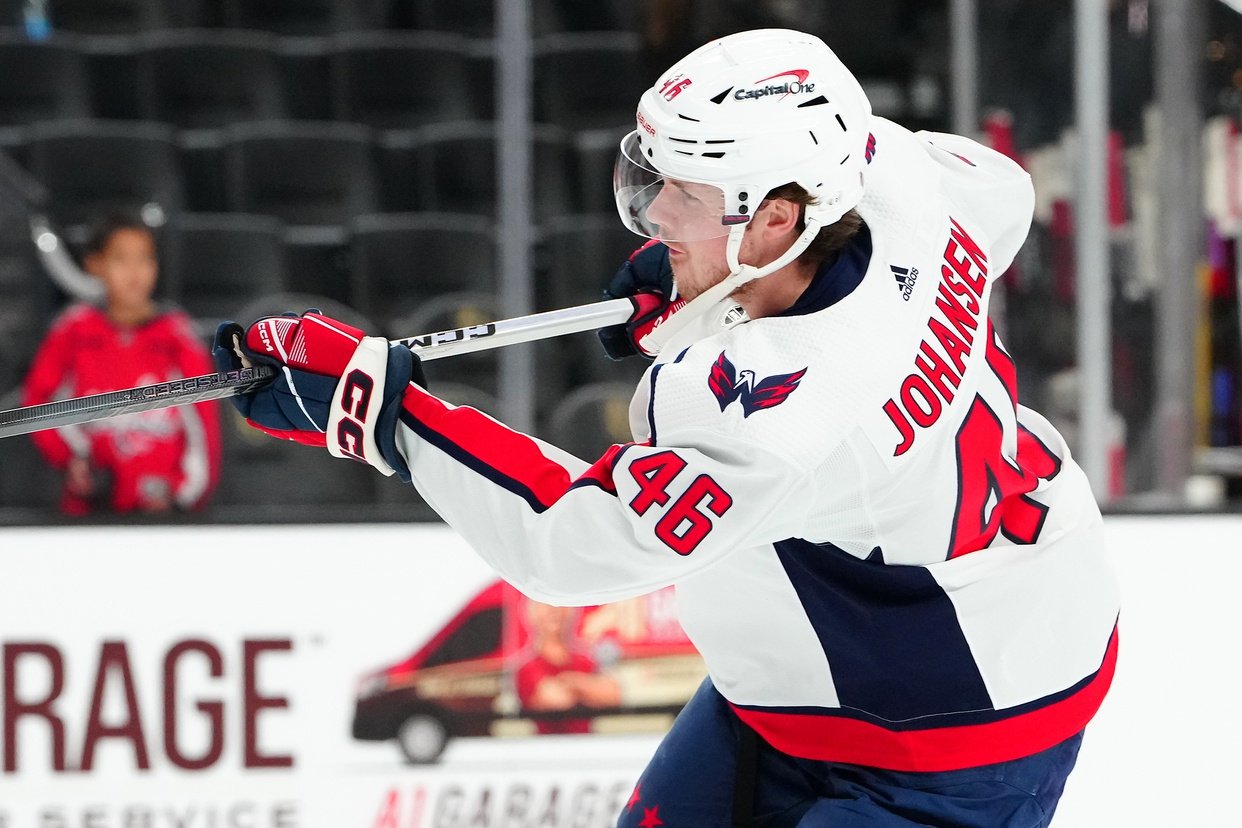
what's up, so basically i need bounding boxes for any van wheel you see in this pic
[396,713,449,764]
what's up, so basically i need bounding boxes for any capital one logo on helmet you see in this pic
[733,69,815,101]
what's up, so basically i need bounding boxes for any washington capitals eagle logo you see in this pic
[708,352,807,417]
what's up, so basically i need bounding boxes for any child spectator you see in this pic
[22,213,221,516]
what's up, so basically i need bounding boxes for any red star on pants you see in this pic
[627,784,642,812]
[638,806,664,828]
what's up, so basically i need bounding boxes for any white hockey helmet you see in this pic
[615,29,873,280]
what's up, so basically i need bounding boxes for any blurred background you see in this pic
[0,0,1237,524]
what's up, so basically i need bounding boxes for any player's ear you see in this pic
[757,198,802,239]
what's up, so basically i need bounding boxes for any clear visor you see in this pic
[613,131,733,243]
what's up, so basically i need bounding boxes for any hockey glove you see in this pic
[598,240,683,361]
[211,311,425,477]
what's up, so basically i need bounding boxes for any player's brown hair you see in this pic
[764,183,863,270]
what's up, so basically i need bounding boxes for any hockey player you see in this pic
[25,213,221,515]
[213,29,1119,827]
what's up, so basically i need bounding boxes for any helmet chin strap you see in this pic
[638,215,824,355]
[724,215,823,288]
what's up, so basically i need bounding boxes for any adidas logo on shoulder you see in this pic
[891,264,919,302]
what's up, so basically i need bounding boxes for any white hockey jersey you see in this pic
[390,116,1120,772]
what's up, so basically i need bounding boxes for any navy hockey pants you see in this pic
[617,678,1084,827]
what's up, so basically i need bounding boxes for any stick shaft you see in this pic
[0,367,277,439]
[0,298,635,439]
[400,298,632,360]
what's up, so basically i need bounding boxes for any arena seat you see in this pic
[399,0,495,37]
[544,380,637,461]
[46,0,207,34]
[537,212,639,310]
[570,126,628,215]
[380,120,572,217]
[135,29,286,129]
[349,211,496,334]
[533,32,645,132]
[0,33,91,132]
[24,119,184,238]
[394,0,615,36]
[162,212,287,336]
[222,120,377,227]
[328,31,479,130]
[219,0,384,35]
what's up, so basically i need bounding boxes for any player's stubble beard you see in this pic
[668,224,807,316]
[669,233,747,303]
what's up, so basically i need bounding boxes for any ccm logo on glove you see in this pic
[337,369,375,461]
[212,311,418,479]
[256,321,277,353]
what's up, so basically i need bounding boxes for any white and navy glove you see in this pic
[598,240,683,361]
[211,311,424,478]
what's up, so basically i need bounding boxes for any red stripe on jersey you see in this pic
[403,388,571,509]
[403,386,634,510]
[572,443,635,495]
[731,626,1118,772]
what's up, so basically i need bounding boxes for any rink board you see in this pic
[0,516,1237,827]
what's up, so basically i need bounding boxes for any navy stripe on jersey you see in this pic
[647,346,692,445]
[646,364,663,444]
[778,222,872,318]
[565,478,618,496]
[730,625,1117,771]
[773,538,992,721]
[735,625,1115,730]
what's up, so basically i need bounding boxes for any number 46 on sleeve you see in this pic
[626,450,734,556]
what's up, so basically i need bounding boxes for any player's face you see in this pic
[643,178,728,242]
[653,198,786,304]
[613,133,731,251]
[662,234,732,301]
[645,179,738,301]
[90,228,158,314]
[613,135,776,301]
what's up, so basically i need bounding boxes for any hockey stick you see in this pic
[0,298,634,439]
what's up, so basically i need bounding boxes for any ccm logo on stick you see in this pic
[337,369,374,461]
